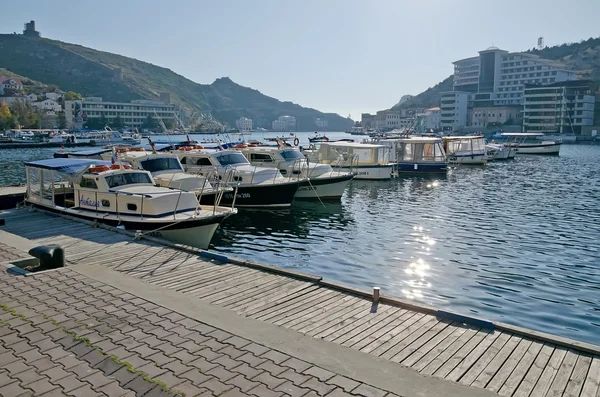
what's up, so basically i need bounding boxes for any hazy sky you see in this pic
[2,0,599,118]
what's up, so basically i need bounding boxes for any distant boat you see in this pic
[309,132,329,143]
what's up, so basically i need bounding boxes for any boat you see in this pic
[79,127,142,145]
[48,133,79,144]
[485,143,515,160]
[23,158,236,249]
[239,146,354,200]
[500,133,561,155]
[308,132,329,143]
[314,142,394,180]
[175,149,301,208]
[345,126,369,135]
[379,137,448,174]
[442,136,488,165]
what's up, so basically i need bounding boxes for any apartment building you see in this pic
[440,91,469,131]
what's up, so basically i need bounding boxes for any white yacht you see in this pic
[314,141,394,180]
[48,133,79,145]
[500,133,561,155]
[485,143,515,160]
[239,146,354,200]
[442,136,488,165]
[175,149,301,208]
[24,158,236,249]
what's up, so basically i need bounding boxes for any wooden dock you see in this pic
[1,207,599,397]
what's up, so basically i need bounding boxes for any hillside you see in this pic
[0,34,352,130]
[393,36,600,110]
[0,67,53,94]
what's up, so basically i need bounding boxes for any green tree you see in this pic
[110,115,124,129]
[141,114,158,130]
[63,91,83,101]
[10,101,41,129]
[163,119,176,130]
[58,111,67,129]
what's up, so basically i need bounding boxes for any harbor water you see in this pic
[1,134,599,346]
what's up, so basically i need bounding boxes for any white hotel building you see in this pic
[65,97,175,129]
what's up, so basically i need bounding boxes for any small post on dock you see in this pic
[373,287,380,303]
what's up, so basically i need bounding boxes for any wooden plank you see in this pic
[444,328,502,382]
[419,325,482,376]
[579,356,600,397]
[563,354,593,397]
[535,348,577,397]
[512,343,555,397]
[254,288,335,321]
[162,265,242,289]
[498,340,544,396]
[209,275,288,304]
[470,334,523,389]
[278,293,356,328]
[529,347,569,397]
[340,308,409,347]
[221,277,297,307]
[186,269,274,298]
[434,328,492,379]
[304,300,373,336]
[402,319,463,368]
[292,296,366,333]
[374,315,439,359]
[234,283,317,315]
[356,311,423,353]
[485,338,533,392]
[387,319,452,363]
[318,305,397,341]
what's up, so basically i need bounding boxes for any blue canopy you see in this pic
[67,148,112,157]
[24,158,113,177]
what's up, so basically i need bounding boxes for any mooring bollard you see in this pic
[373,287,380,303]
[28,244,64,270]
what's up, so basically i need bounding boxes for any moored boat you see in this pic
[500,133,562,155]
[382,137,448,174]
[23,158,236,248]
[315,142,394,180]
[442,136,488,165]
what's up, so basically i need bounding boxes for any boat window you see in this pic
[80,178,98,189]
[42,170,54,201]
[217,152,248,166]
[140,157,183,173]
[27,167,41,199]
[101,199,110,207]
[126,203,137,211]
[180,157,187,164]
[105,172,153,188]
[195,157,213,166]
[280,150,304,160]
[250,153,273,162]
[422,143,435,160]
[401,144,414,161]
[434,143,446,160]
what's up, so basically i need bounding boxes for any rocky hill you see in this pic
[393,36,600,110]
[0,34,352,130]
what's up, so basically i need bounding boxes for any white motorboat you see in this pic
[175,149,301,208]
[48,133,78,144]
[314,142,394,180]
[500,133,561,155]
[239,146,354,200]
[24,158,236,249]
[442,136,488,165]
[485,143,515,160]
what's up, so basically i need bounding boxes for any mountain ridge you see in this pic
[0,34,352,130]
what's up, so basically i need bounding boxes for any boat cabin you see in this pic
[383,137,447,173]
[442,136,487,165]
[317,142,391,167]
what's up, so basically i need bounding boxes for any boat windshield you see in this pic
[215,152,249,166]
[140,157,183,173]
[105,172,153,188]
[280,150,305,160]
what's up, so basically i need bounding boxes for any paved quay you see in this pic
[0,207,599,397]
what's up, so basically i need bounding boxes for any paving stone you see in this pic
[188,357,218,372]
[232,362,263,380]
[0,351,20,366]
[39,387,68,396]
[122,374,156,396]
[171,380,208,397]
[0,381,30,397]
[327,375,361,393]
[226,374,262,393]
[351,384,388,397]
[146,351,176,366]
[199,377,234,395]
[176,340,204,354]
[303,366,335,382]
[66,383,104,397]
[253,371,287,389]
[110,366,138,387]
[22,377,60,395]
[219,345,247,359]
[248,383,284,397]
[41,365,71,383]
[221,387,248,397]
[137,362,169,378]
[144,384,180,397]
[155,342,182,357]
[80,349,106,367]
[68,342,95,359]
[280,368,312,386]
[214,354,242,370]
[261,350,291,365]
[281,358,312,373]
[276,380,311,397]
[170,349,197,364]
[197,347,223,362]
[237,352,266,367]
[83,365,119,388]
[155,370,185,389]
[207,365,237,382]
[5,360,32,375]
[300,377,336,396]
[50,373,88,393]
[324,388,354,397]
[93,356,123,376]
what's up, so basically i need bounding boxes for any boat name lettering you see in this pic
[297,186,317,192]
[224,192,251,199]
[357,171,369,176]
[79,196,100,207]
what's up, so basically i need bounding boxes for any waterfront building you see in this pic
[452,46,578,106]
[0,77,24,95]
[315,118,328,129]
[64,97,175,129]
[416,107,441,131]
[235,117,253,131]
[522,80,597,134]
[385,113,414,129]
[470,105,522,128]
[361,113,375,129]
[271,115,296,131]
[440,91,469,131]
[32,99,61,113]
[45,92,63,101]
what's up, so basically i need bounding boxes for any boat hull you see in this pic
[200,181,300,208]
[515,142,561,155]
[28,203,230,249]
[449,153,487,165]
[295,174,353,200]
[395,162,447,174]
[340,165,394,180]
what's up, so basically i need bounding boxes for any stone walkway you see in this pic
[0,255,398,396]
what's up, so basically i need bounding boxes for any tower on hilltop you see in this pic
[23,20,40,38]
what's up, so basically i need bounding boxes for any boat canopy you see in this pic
[500,132,545,136]
[24,158,114,182]
[135,143,175,152]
